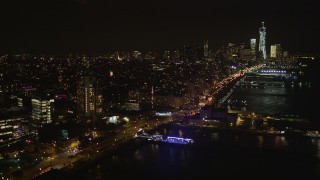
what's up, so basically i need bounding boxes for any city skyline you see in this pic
[0,0,320,54]
[1,1,320,179]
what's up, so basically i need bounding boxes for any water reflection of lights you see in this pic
[134,150,143,162]
[211,132,219,141]
[317,140,320,159]
[180,150,185,160]
[179,130,183,137]
[151,144,159,153]
[257,135,264,148]
[275,135,287,148]
[311,139,320,159]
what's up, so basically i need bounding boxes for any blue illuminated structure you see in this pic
[134,129,194,145]
[164,136,194,144]
[155,112,173,116]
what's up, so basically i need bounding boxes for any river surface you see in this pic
[229,86,316,121]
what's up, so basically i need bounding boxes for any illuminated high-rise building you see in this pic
[250,38,256,54]
[31,95,54,127]
[259,22,267,59]
[270,44,282,58]
[204,40,209,58]
[77,76,103,126]
[270,45,276,58]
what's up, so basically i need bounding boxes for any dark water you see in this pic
[77,127,320,180]
[229,86,316,123]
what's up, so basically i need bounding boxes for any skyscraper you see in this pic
[270,44,282,59]
[77,76,103,126]
[250,38,257,61]
[31,95,54,127]
[250,38,256,54]
[259,22,267,60]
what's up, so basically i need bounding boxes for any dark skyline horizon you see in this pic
[1,0,319,54]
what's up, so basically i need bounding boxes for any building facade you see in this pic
[270,44,282,59]
[31,95,54,127]
[259,22,267,60]
[77,76,103,125]
[250,38,256,56]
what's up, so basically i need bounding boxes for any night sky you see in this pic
[1,0,319,54]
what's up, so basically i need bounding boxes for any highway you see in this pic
[16,115,174,180]
[204,64,263,105]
